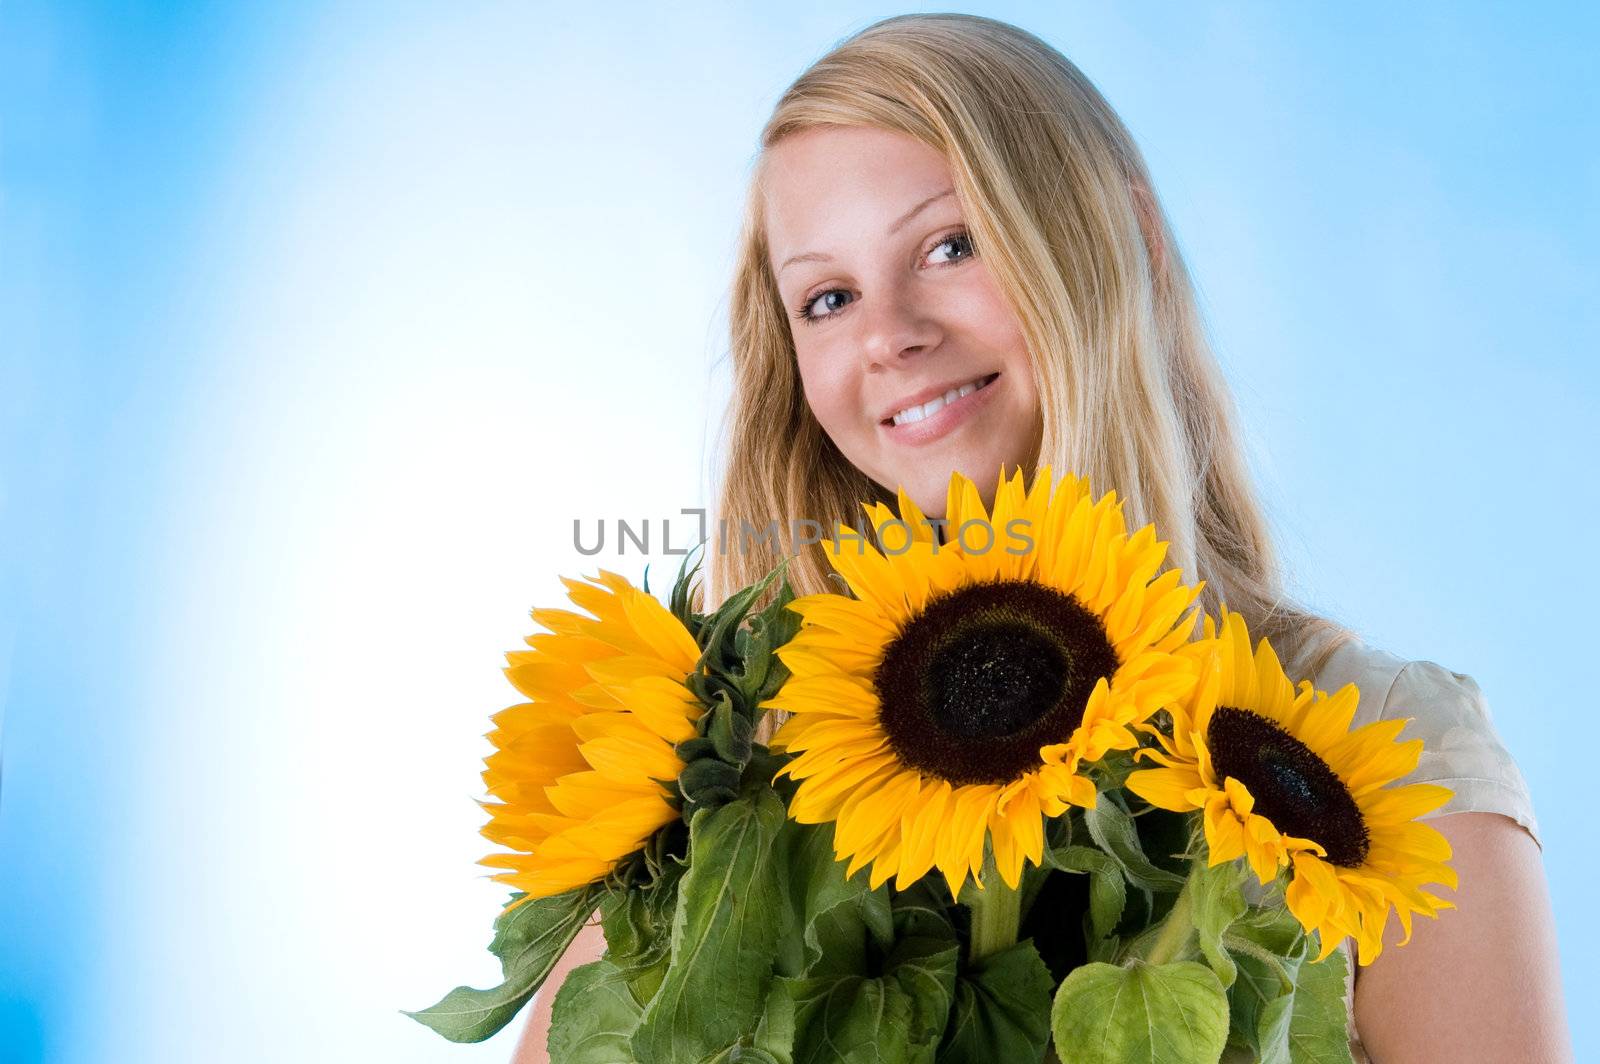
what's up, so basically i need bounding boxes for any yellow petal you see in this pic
[1125,767,1206,811]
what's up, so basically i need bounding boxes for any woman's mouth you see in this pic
[883,372,1000,426]
[879,371,1001,445]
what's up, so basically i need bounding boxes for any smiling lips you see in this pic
[883,372,1000,426]
[876,371,1001,447]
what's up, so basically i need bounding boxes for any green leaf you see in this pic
[1286,949,1355,1064]
[403,981,532,1045]
[404,886,597,1043]
[547,957,646,1063]
[751,978,799,1064]
[753,877,959,1064]
[1254,993,1296,1064]
[1225,946,1296,1062]
[1042,844,1127,945]
[938,940,1054,1064]
[1050,960,1230,1064]
[776,974,920,1064]
[1190,860,1249,988]
[724,1050,786,1064]
[1230,888,1310,958]
[1083,798,1186,894]
[1225,940,1354,1064]
[1221,903,1308,1062]
[776,932,958,1064]
[885,892,962,1051]
[779,819,894,978]
[629,786,790,1063]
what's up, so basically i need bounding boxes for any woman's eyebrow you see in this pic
[888,187,955,236]
[777,187,957,275]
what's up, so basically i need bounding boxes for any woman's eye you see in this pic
[926,230,975,265]
[797,289,853,323]
[793,232,972,326]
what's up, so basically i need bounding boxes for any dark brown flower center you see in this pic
[874,580,1120,785]
[1207,706,1370,867]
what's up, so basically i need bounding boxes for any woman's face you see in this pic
[763,125,1042,520]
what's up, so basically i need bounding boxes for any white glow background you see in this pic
[3,3,1596,1062]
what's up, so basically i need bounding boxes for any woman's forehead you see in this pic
[761,129,958,257]
[763,126,949,196]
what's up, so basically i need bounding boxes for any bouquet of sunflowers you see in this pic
[409,468,1456,1064]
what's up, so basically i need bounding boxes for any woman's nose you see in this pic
[858,289,942,369]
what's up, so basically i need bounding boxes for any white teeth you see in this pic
[890,374,993,426]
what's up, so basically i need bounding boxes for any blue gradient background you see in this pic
[3,3,1595,1061]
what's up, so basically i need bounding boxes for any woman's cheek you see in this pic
[797,347,863,441]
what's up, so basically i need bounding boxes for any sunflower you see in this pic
[763,466,1204,899]
[1125,610,1458,965]
[478,569,704,902]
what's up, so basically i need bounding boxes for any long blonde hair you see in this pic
[703,14,1354,739]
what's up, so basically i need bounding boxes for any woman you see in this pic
[517,14,1569,1062]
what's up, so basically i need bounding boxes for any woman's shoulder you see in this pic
[1296,636,1543,849]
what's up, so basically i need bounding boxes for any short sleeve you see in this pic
[1379,659,1542,850]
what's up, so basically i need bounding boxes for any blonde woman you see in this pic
[517,14,1569,1062]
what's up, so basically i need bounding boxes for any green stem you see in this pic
[1144,871,1197,967]
[966,851,1022,961]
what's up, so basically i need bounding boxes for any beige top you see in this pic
[1226,638,1543,1063]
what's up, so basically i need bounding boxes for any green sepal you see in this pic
[736,574,801,706]
[404,884,598,1043]
[675,735,719,762]
[672,559,798,825]
[697,559,791,674]
[1087,748,1139,790]
[677,755,744,812]
[598,866,683,1004]
[668,543,706,631]
[707,696,757,763]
